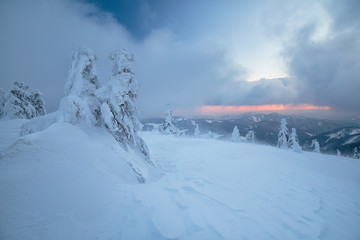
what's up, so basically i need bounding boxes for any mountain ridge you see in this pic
[142,112,360,155]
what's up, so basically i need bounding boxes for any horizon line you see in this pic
[173,104,331,116]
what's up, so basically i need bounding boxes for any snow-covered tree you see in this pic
[245,130,255,143]
[3,82,34,119]
[194,123,201,138]
[30,90,46,116]
[2,82,45,119]
[60,47,101,125]
[65,48,101,98]
[207,130,214,139]
[353,147,359,159]
[312,139,320,153]
[231,126,241,142]
[21,47,153,182]
[288,128,302,153]
[160,105,179,135]
[98,49,151,166]
[277,118,289,149]
[337,149,341,156]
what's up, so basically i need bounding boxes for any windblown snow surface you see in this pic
[1,119,360,240]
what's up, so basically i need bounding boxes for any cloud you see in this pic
[134,31,249,116]
[284,0,360,116]
[0,0,358,119]
[0,0,247,117]
[0,0,133,111]
[324,0,360,31]
[206,78,298,106]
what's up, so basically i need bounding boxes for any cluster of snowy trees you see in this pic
[336,147,359,158]
[158,110,257,143]
[277,119,360,157]
[277,118,303,153]
[10,47,153,182]
[0,82,46,120]
[58,48,152,171]
[231,126,255,143]
[276,118,323,153]
[157,112,357,157]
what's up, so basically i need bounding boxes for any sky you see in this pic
[0,0,359,119]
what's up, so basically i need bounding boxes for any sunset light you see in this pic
[197,104,331,115]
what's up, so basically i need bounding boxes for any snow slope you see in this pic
[1,120,360,239]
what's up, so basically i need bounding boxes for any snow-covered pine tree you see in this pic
[231,126,241,142]
[245,130,255,143]
[353,147,359,159]
[312,139,320,153]
[160,105,179,135]
[2,82,46,120]
[3,82,37,119]
[337,149,341,156]
[288,128,302,153]
[194,123,201,138]
[277,118,289,149]
[97,49,152,167]
[60,47,101,125]
[30,90,46,116]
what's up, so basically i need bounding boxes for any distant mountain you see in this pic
[303,127,360,156]
[142,112,360,155]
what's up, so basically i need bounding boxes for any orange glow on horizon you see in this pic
[197,104,331,115]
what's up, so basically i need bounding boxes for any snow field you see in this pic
[1,121,360,239]
[141,132,360,239]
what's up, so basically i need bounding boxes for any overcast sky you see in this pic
[0,0,359,118]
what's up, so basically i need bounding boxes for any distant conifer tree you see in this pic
[312,139,321,153]
[231,126,241,142]
[245,130,255,143]
[277,118,289,149]
[288,128,302,153]
[160,105,179,135]
[337,149,341,156]
[194,123,201,138]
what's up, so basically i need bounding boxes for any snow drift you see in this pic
[1,119,360,240]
